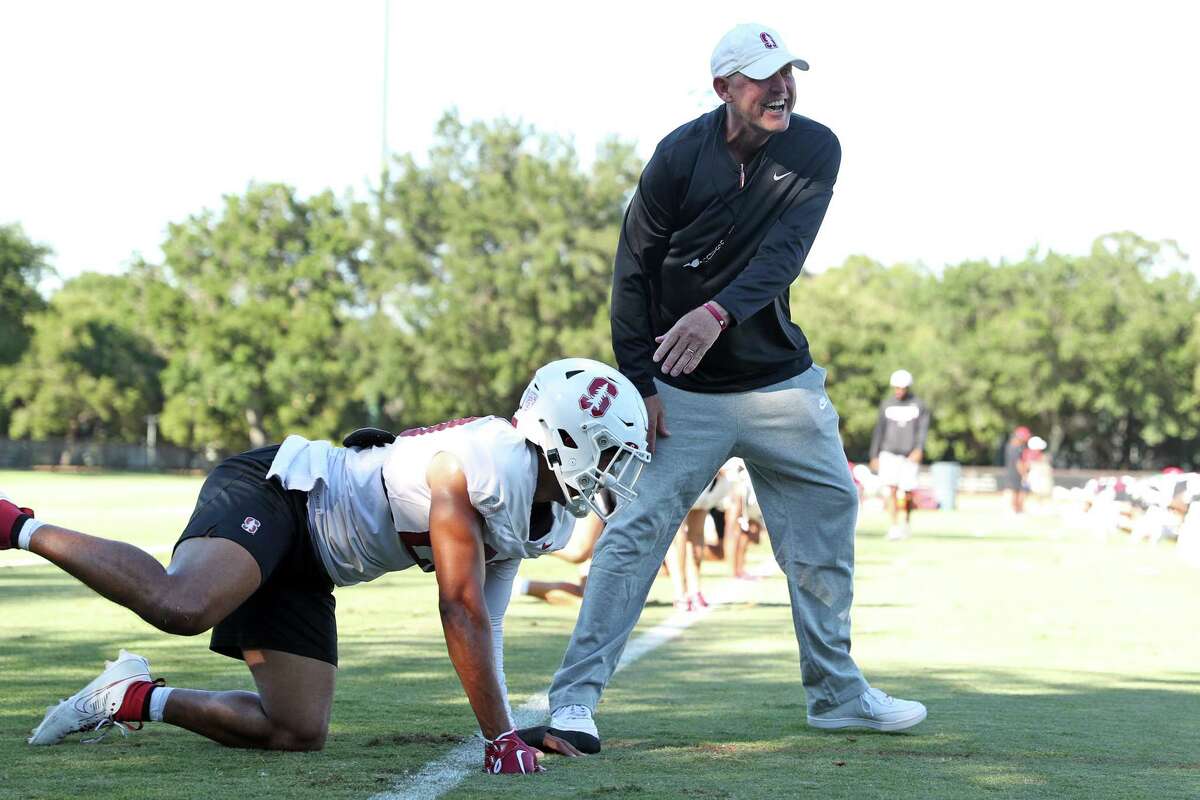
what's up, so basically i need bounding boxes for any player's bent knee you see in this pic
[150,598,224,637]
[270,723,328,751]
[154,611,213,637]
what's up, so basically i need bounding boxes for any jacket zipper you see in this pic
[738,162,745,190]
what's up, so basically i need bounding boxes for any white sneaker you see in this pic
[548,703,601,754]
[807,687,927,732]
[28,650,152,745]
[886,524,911,541]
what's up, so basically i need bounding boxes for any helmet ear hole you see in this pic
[558,429,579,448]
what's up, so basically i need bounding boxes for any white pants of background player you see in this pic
[876,450,919,492]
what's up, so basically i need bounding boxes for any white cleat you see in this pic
[28,650,152,745]
[807,687,927,732]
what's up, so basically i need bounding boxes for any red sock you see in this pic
[114,680,162,724]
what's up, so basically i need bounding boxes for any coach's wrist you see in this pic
[703,301,729,331]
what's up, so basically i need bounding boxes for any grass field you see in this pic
[1,470,1197,800]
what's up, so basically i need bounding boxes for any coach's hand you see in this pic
[483,729,546,774]
[653,303,726,378]
[643,394,670,454]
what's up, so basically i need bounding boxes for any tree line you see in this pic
[2,113,1196,469]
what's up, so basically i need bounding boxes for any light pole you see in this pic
[381,0,391,177]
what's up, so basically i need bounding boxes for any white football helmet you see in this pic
[513,358,651,520]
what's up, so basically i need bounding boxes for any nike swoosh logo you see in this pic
[773,171,792,181]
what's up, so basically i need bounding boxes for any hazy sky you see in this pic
[2,1,1197,285]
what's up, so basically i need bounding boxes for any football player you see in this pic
[1,358,648,774]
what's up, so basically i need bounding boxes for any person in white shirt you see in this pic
[1,358,648,774]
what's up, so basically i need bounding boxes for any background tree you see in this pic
[3,115,1196,470]
[805,234,1200,468]
[0,224,53,434]
[4,273,165,454]
[0,223,51,364]
[156,183,369,451]
[360,113,642,426]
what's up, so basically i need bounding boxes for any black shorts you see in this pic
[710,509,726,540]
[175,445,338,666]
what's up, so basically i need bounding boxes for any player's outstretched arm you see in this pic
[426,453,544,774]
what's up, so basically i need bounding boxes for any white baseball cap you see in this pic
[711,23,809,80]
[889,369,913,388]
[1028,436,1047,451]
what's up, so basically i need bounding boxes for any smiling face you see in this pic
[714,66,796,144]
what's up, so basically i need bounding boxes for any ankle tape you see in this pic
[18,518,46,550]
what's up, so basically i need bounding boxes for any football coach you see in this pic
[525,22,927,756]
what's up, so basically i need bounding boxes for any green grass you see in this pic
[1,473,1197,800]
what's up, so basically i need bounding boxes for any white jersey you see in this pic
[728,459,763,524]
[693,458,750,512]
[266,416,576,587]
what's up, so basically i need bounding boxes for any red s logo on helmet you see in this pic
[579,377,619,418]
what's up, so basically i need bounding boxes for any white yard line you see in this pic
[1,545,173,569]
[370,573,769,800]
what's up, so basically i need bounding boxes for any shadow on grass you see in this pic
[857,530,1032,543]
[725,601,909,610]
[561,613,1200,800]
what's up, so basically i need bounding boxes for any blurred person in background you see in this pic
[665,464,736,610]
[720,458,766,579]
[1024,436,1054,510]
[1003,426,1032,514]
[868,369,931,541]
[516,512,605,605]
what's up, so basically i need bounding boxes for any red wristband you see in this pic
[703,302,728,330]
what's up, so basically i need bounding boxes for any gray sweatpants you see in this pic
[548,365,870,715]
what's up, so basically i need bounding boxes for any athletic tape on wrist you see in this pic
[17,518,45,551]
